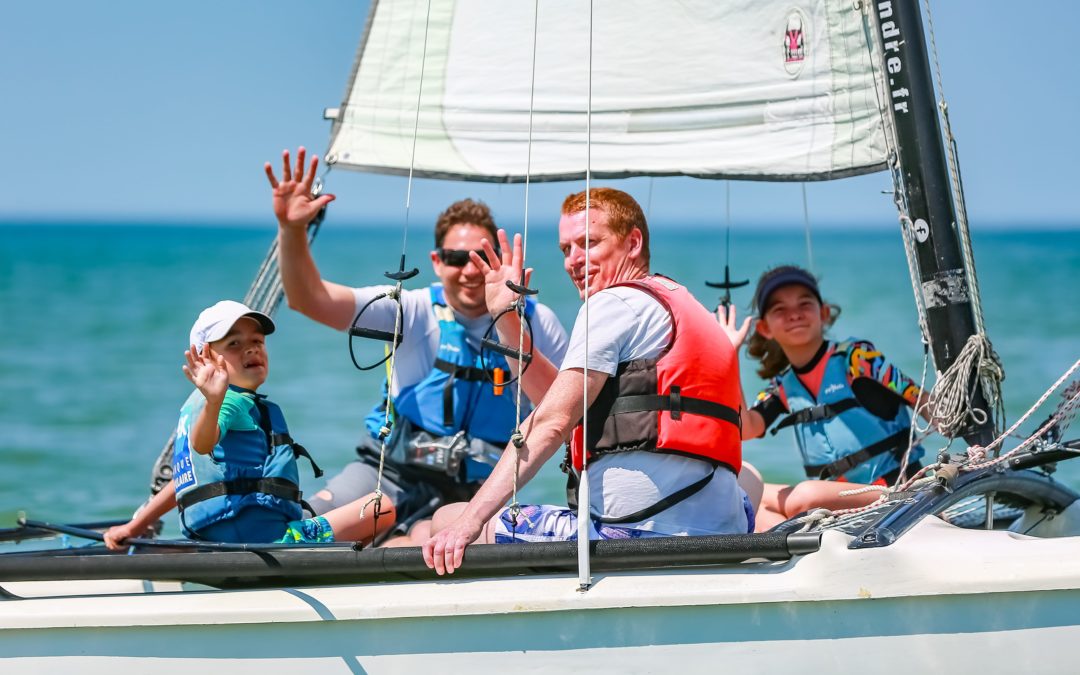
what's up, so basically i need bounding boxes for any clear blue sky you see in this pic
[2,1,1077,229]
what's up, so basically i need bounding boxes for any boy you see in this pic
[105,300,393,548]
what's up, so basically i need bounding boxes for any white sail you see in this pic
[326,0,889,183]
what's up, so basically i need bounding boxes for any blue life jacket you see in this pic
[772,340,924,483]
[364,284,535,482]
[173,387,321,537]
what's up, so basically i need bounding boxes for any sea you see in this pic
[2,222,1078,534]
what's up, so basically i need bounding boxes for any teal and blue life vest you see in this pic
[173,386,321,537]
[364,284,535,482]
[772,340,924,484]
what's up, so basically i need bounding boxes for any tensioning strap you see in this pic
[803,429,911,480]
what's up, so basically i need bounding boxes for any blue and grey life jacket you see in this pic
[172,387,322,537]
[772,340,924,483]
[363,284,535,483]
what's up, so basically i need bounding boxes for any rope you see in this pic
[920,334,1005,439]
[961,359,1080,470]
[894,341,933,485]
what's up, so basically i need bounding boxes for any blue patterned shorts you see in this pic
[276,515,335,544]
[493,493,755,544]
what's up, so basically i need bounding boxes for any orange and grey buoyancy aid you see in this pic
[568,275,743,476]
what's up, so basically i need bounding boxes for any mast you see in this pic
[870,0,995,445]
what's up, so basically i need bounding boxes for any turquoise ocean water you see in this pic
[2,222,1078,533]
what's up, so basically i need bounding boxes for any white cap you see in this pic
[189,300,275,353]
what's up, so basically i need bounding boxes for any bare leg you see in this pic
[321,493,397,544]
[781,480,885,515]
[429,502,470,536]
[408,519,432,543]
[755,482,795,532]
[738,462,765,513]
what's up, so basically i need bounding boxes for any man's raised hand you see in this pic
[472,229,532,318]
[264,146,335,230]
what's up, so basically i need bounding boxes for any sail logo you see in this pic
[783,9,808,77]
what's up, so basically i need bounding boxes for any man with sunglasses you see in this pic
[266,148,568,540]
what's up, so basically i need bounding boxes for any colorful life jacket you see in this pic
[772,339,924,483]
[173,387,321,537]
[569,275,743,476]
[364,284,535,482]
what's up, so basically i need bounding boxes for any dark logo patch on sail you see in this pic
[783,8,808,77]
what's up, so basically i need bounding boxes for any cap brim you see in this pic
[755,271,822,314]
[203,310,276,344]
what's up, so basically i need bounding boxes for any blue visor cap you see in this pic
[754,269,823,316]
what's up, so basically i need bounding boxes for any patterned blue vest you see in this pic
[774,340,924,483]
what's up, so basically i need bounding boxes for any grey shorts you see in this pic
[306,459,445,524]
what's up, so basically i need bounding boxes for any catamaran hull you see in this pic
[3,518,1080,673]
[2,591,1078,674]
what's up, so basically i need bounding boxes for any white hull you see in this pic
[4,517,1080,673]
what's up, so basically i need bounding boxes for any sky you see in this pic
[1,1,1078,229]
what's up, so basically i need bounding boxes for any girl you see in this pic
[720,266,931,531]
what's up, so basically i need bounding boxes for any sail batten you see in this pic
[328,0,888,183]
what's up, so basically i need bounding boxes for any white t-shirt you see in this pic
[561,283,747,536]
[351,285,569,400]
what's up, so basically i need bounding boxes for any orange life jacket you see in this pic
[568,275,742,474]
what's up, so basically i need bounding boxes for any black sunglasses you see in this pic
[437,247,501,267]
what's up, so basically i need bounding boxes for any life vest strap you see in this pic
[771,397,860,434]
[608,389,741,430]
[176,476,302,512]
[267,432,323,479]
[802,429,911,480]
[564,463,716,524]
[593,469,716,524]
[434,358,500,428]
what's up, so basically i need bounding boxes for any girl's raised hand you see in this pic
[717,304,752,350]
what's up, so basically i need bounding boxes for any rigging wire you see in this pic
[577,0,594,592]
[920,0,1004,438]
[360,0,435,533]
[506,0,543,536]
[725,181,732,270]
[800,183,815,275]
